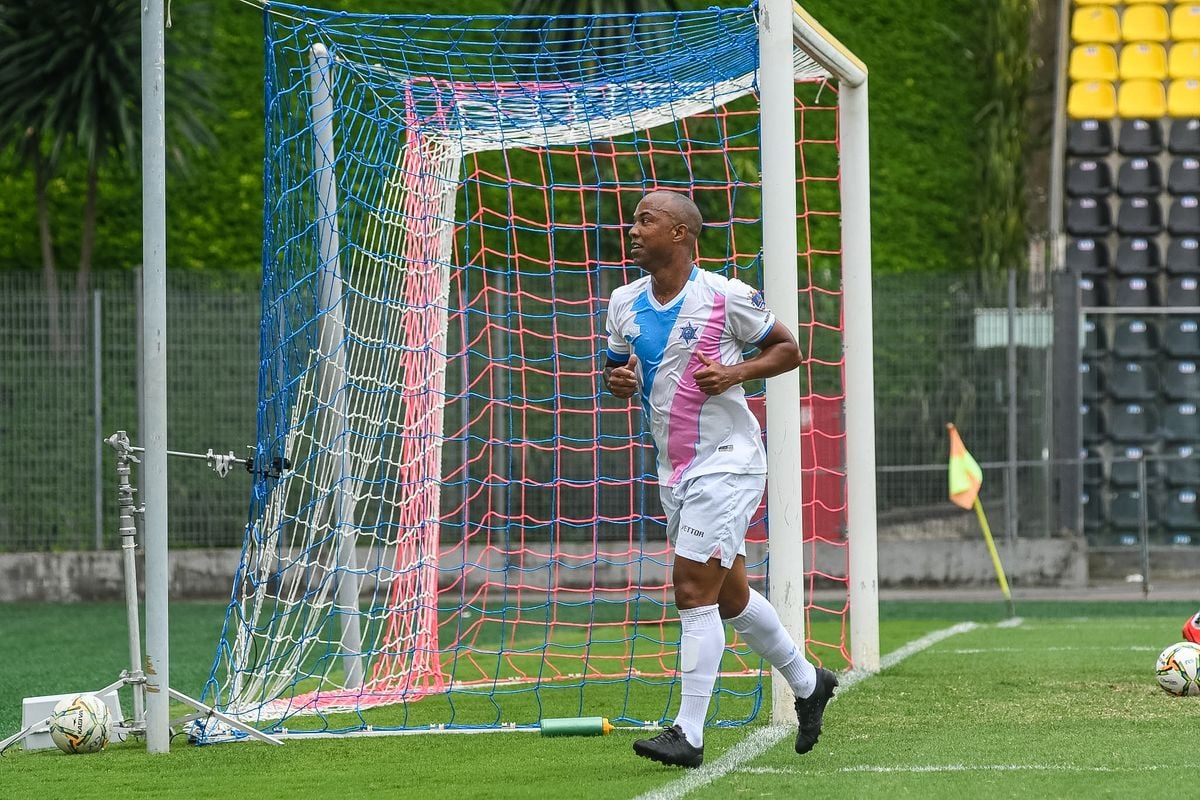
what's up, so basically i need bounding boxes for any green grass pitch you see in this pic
[0,600,1196,799]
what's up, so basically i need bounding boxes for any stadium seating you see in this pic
[1081,359,1105,399]
[1169,118,1200,153]
[1116,157,1161,195]
[1112,317,1159,356]
[1068,159,1114,195]
[1162,317,1200,355]
[1065,1,1200,544]
[1114,237,1160,274]
[1068,237,1111,274]
[1120,118,1163,153]
[1107,359,1159,398]
[1166,237,1200,273]
[1108,401,1159,442]
[1161,401,1200,440]
[1070,119,1114,154]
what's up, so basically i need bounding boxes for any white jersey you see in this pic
[604,265,776,488]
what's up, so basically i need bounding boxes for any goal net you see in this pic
[196,2,862,741]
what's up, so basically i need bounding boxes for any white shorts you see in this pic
[660,472,766,568]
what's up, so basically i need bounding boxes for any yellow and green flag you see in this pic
[947,423,983,510]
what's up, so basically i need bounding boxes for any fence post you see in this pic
[93,287,103,551]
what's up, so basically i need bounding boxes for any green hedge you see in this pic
[0,0,990,277]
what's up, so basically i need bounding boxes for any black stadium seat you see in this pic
[1117,157,1162,195]
[1068,159,1113,196]
[1166,237,1200,274]
[1170,118,1200,155]
[1109,401,1158,442]
[1069,119,1114,156]
[1080,360,1105,400]
[1162,359,1200,400]
[1114,237,1161,275]
[1111,275,1158,306]
[1163,445,1200,486]
[1067,238,1110,274]
[1107,359,1159,399]
[1110,445,1148,487]
[1166,275,1200,306]
[1169,195,1200,235]
[1082,402,1106,443]
[1169,156,1200,195]
[1068,197,1113,235]
[1082,446,1106,487]
[1112,318,1158,357]
[1162,401,1200,442]
[1118,195,1162,235]
[1119,118,1163,155]
[1162,318,1200,357]
[1083,318,1107,354]
[1079,276,1108,307]
[1164,488,1200,530]
[1081,489,1105,531]
[1110,488,1153,528]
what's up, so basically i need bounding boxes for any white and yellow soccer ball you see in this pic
[48,694,112,753]
[1156,641,1200,697]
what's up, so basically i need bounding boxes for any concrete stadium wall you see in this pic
[0,537,1090,603]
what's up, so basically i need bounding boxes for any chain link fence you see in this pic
[0,271,260,551]
[0,268,1068,552]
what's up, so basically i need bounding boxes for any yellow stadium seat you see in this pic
[1173,5,1200,42]
[1069,80,1118,119]
[1169,42,1200,80]
[1072,44,1119,81]
[1120,42,1167,80]
[1169,79,1200,117]
[1122,4,1170,42]
[1118,78,1167,118]
[1072,6,1121,43]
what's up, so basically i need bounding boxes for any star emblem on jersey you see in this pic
[679,322,698,345]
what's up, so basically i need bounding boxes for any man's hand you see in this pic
[693,352,740,396]
[605,354,639,399]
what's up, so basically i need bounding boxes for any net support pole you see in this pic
[310,43,364,689]
[140,0,170,753]
[791,2,879,674]
[838,78,880,673]
[759,0,805,725]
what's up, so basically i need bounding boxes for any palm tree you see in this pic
[0,0,213,348]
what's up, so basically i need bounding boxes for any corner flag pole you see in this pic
[947,423,1015,617]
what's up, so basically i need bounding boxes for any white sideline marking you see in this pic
[630,621,981,800]
[995,616,1024,629]
[741,763,1173,775]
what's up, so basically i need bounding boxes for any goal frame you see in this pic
[139,0,878,748]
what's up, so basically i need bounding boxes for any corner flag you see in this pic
[947,423,1015,616]
[947,423,983,510]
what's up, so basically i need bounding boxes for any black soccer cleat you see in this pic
[794,667,839,754]
[633,724,704,768]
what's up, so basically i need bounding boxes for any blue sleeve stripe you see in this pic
[751,319,775,347]
[605,350,630,366]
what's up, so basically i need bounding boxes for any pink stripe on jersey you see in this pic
[665,294,727,486]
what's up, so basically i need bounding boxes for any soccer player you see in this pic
[602,190,838,769]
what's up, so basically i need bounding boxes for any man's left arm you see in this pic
[693,322,801,396]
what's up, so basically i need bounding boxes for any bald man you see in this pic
[602,190,837,768]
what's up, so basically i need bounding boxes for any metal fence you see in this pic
[0,268,1066,552]
[0,271,260,551]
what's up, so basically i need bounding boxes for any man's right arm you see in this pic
[603,354,639,398]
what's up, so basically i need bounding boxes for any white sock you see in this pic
[673,604,723,748]
[728,588,817,699]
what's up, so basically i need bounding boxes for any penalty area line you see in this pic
[630,621,982,800]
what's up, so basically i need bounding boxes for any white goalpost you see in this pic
[169,0,877,744]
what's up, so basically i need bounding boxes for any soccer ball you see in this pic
[1183,611,1200,644]
[48,694,112,754]
[1155,641,1200,697]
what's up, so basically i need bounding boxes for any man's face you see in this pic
[628,197,682,269]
